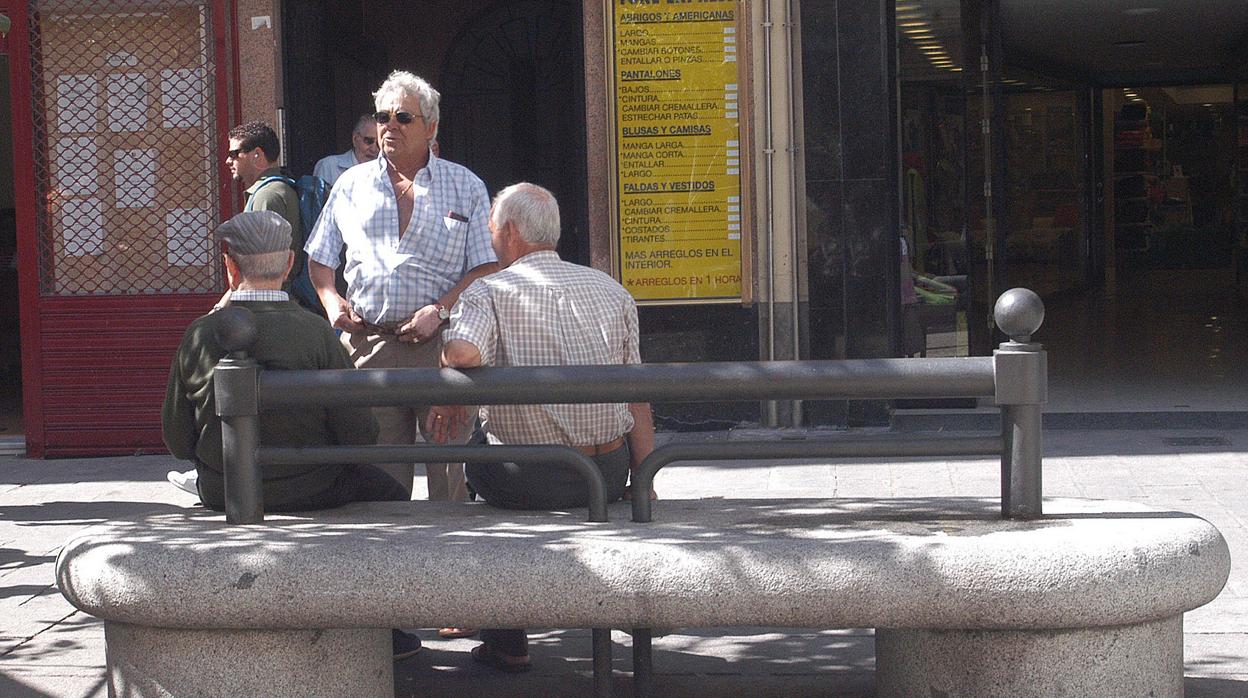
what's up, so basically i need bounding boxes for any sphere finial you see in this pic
[994,288,1044,343]
[214,306,258,354]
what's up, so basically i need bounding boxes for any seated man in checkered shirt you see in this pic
[427,182,655,673]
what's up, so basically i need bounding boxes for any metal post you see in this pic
[992,289,1047,519]
[213,307,263,524]
[592,627,613,698]
[632,628,653,698]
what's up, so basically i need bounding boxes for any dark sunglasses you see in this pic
[226,146,252,159]
[374,110,423,125]
[359,136,377,145]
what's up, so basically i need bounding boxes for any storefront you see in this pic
[4,1,1245,456]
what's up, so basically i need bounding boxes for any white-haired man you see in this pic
[304,70,498,501]
[312,114,380,186]
[428,183,656,673]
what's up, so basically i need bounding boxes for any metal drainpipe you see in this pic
[784,0,803,426]
[762,0,779,427]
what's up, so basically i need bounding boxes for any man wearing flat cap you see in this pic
[162,210,409,512]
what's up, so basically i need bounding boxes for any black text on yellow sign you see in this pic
[611,0,743,302]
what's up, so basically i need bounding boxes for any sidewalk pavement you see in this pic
[1,428,1245,697]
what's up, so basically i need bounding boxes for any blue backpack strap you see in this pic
[244,175,296,211]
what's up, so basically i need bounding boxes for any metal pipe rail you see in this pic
[213,288,1047,525]
[629,435,1003,523]
[258,357,998,408]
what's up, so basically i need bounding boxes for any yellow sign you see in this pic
[611,0,744,302]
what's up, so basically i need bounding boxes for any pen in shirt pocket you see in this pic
[446,210,469,223]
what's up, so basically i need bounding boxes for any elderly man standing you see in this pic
[429,183,655,672]
[312,114,380,186]
[304,70,497,501]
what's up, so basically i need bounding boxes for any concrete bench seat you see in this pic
[57,496,1228,697]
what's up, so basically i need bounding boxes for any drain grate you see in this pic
[1162,436,1230,447]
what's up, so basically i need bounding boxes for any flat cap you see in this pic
[214,210,291,255]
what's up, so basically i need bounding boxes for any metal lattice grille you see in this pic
[30,1,222,295]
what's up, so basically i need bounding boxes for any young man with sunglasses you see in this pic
[224,121,303,288]
[312,114,381,186]
[304,70,498,504]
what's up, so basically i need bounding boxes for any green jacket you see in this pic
[162,300,377,509]
[245,167,304,288]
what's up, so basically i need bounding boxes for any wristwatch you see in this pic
[434,302,450,324]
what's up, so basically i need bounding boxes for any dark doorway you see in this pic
[281,0,588,265]
[0,50,22,449]
[440,1,588,264]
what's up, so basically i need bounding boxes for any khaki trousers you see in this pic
[340,329,470,501]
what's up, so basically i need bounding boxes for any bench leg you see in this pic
[592,627,613,698]
[104,622,391,697]
[875,616,1183,698]
[632,627,653,698]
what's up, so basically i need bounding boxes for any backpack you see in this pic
[249,174,331,311]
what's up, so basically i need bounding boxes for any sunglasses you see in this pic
[226,146,252,159]
[359,136,377,145]
[374,110,423,125]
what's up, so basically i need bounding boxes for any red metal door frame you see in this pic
[3,3,47,456]
[5,1,239,457]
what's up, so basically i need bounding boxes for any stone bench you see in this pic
[56,496,1228,697]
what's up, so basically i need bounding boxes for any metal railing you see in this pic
[210,287,1046,698]
[213,287,1047,525]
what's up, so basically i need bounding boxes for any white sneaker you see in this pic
[166,469,199,497]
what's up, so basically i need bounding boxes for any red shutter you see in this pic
[12,1,235,457]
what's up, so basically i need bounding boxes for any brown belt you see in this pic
[574,436,625,457]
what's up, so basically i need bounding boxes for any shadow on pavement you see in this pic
[1186,676,1248,697]
[0,501,190,525]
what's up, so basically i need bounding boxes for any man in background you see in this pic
[313,114,380,186]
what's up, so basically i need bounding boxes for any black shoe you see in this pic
[393,629,422,661]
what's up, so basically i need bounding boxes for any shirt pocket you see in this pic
[427,217,468,269]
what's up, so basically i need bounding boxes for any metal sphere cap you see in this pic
[994,288,1044,342]
[214,306,258,354]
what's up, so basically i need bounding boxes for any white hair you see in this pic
[491,183,560,246]
[230,250,290,282]
[353,113,376,135]
[372,70,440,137]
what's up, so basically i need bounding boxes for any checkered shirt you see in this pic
[228,290,288,302]
[303,153,496,325]
[445,250,640,447]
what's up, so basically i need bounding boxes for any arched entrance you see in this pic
[438,0,588,264]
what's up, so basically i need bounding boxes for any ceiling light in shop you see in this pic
[899,21,930,28]
[895,3,922,10]
[904,29,936,36]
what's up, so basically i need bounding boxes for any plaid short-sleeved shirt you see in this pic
[303,153,496,325]
[444,250,640,447]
